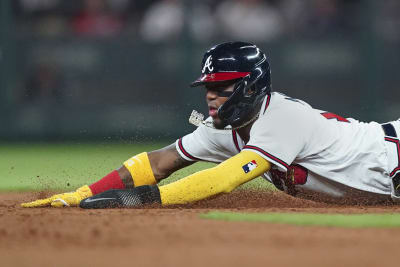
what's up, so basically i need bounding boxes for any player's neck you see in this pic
[236,122,254,144]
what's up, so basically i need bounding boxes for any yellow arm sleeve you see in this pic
[159,150,271,205]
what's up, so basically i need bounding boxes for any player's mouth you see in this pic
[208,107,218,117]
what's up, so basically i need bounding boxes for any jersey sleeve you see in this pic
[243,99,315,171]
[175,120,238,163]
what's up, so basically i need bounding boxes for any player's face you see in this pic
[205,82,235,129]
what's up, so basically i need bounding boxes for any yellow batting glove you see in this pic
[21,185,93,208]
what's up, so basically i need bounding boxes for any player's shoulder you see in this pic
[260,92,313,116]
[250,92,319,138]
[272,92,311,107]
[252,92,318,131]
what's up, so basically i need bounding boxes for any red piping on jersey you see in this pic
[385,137,400,177]
[243,145,289,169]
[178,138,199,161]
[232,130,241,153]
[262,94,271,115]
[194,72,250,83]
[321,112,350,123]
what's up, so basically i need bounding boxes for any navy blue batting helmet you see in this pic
[191,42,271,129]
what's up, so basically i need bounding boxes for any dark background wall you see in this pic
[1,0,399,141]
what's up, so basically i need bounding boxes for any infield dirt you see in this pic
[1,191,400,267]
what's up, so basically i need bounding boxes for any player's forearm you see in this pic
[159,151,271,205]
[148,143,194,180]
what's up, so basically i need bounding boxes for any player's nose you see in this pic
[206,89,218,101]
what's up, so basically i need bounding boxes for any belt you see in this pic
[382,123,397,138]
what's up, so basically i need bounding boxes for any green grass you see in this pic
[201,211,400,228]
[0,142,273,191]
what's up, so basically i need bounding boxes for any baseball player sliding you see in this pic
[22,42,400,208]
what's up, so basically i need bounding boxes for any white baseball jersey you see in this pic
[176,92,400,200]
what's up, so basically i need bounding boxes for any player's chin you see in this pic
[212,118,226,129]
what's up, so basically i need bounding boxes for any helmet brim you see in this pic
[190,72,250,87]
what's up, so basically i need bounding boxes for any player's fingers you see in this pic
[50,198,70,207]
[21,198,52,208]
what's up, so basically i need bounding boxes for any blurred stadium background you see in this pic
[0,0,400,142]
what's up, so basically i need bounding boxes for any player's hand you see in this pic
[269,164,308,195]
[21,185,93,208]
[286,164,308,185]
[270,164,308,186]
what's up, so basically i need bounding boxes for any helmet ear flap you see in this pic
[240,70,259,98]
[218,64,270,128]
[244,84,257,97]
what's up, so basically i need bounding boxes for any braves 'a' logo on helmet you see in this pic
[202,55,214,73]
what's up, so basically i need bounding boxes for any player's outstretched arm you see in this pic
[79,151,271,208]
[21,143,193,208]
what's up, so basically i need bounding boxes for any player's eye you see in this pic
[217,90,233,97]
